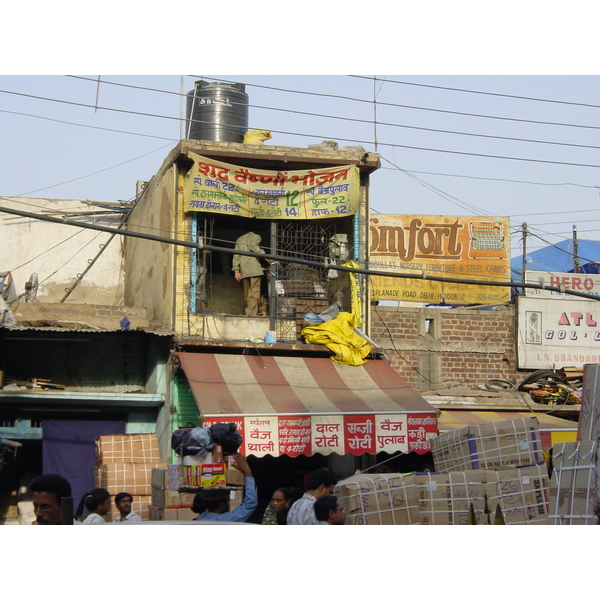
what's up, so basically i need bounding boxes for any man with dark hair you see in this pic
[314,495,346,525]
[114,492,142,523]
[194,453,257,522]
[287,467,338,525]
[30,474,74,525]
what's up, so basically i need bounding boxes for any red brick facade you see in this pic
[369,304,520,391]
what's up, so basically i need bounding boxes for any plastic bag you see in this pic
[209,422,243,454]
[171,427,214,457]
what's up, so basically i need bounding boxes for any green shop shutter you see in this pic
[174,373,201,429]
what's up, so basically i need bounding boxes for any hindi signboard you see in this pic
[369,215,511,304]
[202,413,437,457]
[183,152,360,219]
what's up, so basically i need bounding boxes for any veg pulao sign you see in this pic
[369,215,511,305]
[183,152,359,219]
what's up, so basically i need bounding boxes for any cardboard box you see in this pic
[95,462,166,496]
[335,473,420,525]
[95,433,160,466]
[577,364,600,442]
[152,488,195,509]
[225,467,245,486]
[161,507,196,521]
[485,464,549,525]
[415,471,488,525]
[432,417,544,472]
[548,440,599,525]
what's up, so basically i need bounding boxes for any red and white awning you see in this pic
[176,353,438,458]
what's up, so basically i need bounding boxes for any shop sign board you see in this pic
[202,413,437,458]
[517,295,600,369]
[524,271,600,301]
[183,152,359,219]
[369,214,511,304]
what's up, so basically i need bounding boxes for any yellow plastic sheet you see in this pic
[341,260,362,328]
[302,312,372,366]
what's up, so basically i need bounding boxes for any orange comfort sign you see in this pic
[368,214,511,305]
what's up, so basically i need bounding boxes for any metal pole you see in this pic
[521,222,528,285]
[61,496,73,525]
[573,225,581,273]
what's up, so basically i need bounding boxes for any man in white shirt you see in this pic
[114,492,143,523]
[287,468,338,525]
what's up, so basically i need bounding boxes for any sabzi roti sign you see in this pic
[369,215,511,305]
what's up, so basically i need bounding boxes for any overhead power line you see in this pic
[351,76,600,110]
[1,203,599,301]
[3,84,600,170]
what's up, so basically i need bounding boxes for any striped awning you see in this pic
[176,353,438,458]
[438,410,578,451]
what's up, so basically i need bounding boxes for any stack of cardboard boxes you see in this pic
[335,416,550,525]
[93,433,165,521]
[548,363,600,524]
[147,457,246,521]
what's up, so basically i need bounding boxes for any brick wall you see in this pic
[369,304,519,391]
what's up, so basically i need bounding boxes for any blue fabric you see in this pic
[42,419,125,513]
[196,477,257,522]
[512,238,600,280]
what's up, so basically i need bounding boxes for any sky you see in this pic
[2,72,599,266]
[0,3,598,273]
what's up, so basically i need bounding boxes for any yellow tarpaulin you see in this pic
[302,312,373,366]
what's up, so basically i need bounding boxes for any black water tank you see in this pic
[185,80,249,143]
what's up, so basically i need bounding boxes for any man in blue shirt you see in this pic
[195,453,257,522]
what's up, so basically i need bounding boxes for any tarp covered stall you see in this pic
[176,353,438,458]
[438,410,578,452]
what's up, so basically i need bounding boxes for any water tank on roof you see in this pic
[185,80,249,143]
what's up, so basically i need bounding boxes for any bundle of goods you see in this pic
[431,417,544,472]
[548,440,600,525]
[93,433,165,521]
[171,422,242,457]
[334,465,549,525]
[149,465,244,521]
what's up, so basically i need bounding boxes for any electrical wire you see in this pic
[352,76,600,110]
[4,83,600,170]
[1,203,599,301]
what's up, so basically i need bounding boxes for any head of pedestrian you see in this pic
[30,474,72,525]
[75,487,112,521]
[314,495,346,525]
[198,488,231,515]
[306,467,338,499]
[115,492,134,518]
[271,487,291,513]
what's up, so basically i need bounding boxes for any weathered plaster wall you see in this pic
[123,168,176,328]
[1,197,124,305]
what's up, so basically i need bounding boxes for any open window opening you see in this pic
[190,213,356,341]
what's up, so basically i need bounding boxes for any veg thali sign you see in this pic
[369,215,511,305]
[183,152,359,219]
[202,413,437,458]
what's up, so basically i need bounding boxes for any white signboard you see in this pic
[517,296,600,369]
[524,271,600,301]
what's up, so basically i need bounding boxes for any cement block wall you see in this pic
[370,304,518,391]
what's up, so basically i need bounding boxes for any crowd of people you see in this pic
[27,453,347,525]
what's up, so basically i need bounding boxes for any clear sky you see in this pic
[2,4,599,266]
